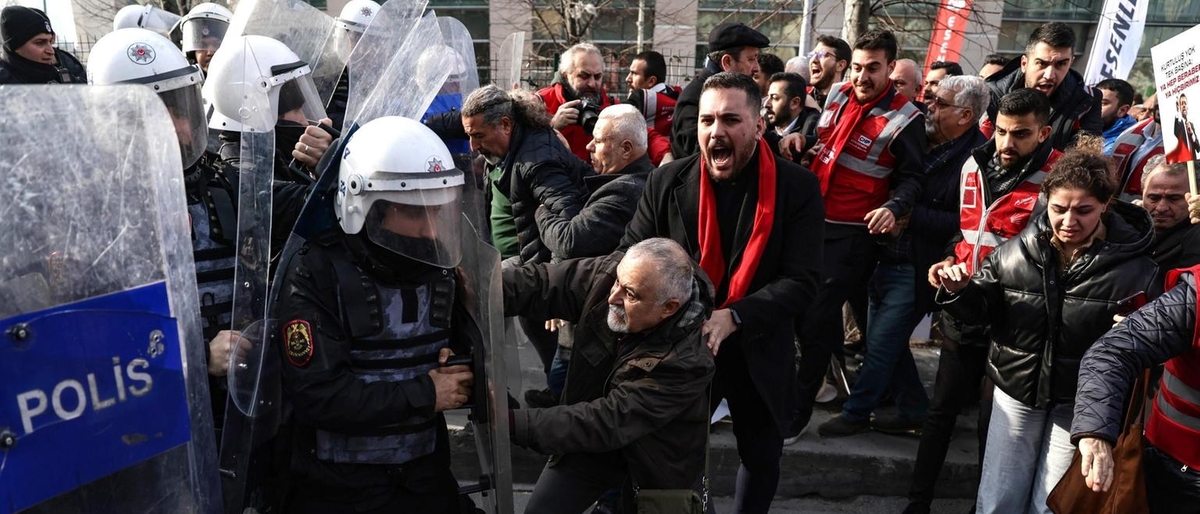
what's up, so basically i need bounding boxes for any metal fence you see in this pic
[57,36,100,65]
[61,36,701,99]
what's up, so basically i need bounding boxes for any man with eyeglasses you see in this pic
[540,42,618,164]
[981,22,1102,150]
[806,35,851,107]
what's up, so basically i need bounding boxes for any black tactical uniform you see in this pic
[272,229,472,513]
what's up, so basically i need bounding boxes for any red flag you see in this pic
[921,0,973,101]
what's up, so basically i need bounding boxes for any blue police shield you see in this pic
[0,86,221,513]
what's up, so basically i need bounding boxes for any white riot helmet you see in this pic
[336,116,465,267]
[336,0,380,33]
[178,3,232,56]
[207,107,245,133]
[205,35,328,133]
[113,4,182,37]
[332,0,379,60]
[88,28,207,169]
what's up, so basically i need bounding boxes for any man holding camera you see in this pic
[539,42,618,165]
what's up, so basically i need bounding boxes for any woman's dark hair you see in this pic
[1040,136,1117,201]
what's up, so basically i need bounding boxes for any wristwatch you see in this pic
[729,308,742,327]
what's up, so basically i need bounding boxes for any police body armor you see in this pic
[185,156,238,341]
[307,237,456,465]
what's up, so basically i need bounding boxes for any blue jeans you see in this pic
[841,262,930,422]
[547,346,569,397]
[976,387,1075,514]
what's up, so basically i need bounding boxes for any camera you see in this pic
[577,98,602,135]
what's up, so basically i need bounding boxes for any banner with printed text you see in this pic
[1083,0,1149,85]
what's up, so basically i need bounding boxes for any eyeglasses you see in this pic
[927,95,968,111]
[808,50,831,61]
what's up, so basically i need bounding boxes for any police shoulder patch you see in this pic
[284,319,314,367]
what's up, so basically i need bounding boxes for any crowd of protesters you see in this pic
[464,18,1200,514]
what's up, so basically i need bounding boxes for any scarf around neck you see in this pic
[697,139,776,307]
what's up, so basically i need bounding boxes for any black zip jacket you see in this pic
[938,201,1159,408]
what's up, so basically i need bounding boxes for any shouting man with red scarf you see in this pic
[787,29,927,443]
[620,72,825,514]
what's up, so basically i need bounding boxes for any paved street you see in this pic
[499,490,975,514]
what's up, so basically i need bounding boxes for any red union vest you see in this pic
[814,82,922,224]
[953,149,1063,274]
[1111,119,1164,203]
[641,85,680,138]
[1146,265,1200,470]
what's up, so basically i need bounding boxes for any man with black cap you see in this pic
[0,5,85,84]
[670,22,769,158]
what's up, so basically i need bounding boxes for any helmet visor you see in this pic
[182,18,228,53]
[363,174,464,268]
[160,82,209,168]
[276,72,328,125]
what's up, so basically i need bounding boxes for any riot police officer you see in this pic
[88,29,310,382]
[177,2,233,73]
[206,34,337,183]
[273,116,476,513]
[326,0,380,128]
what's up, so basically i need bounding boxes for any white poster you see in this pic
[1151,23,1200,164]
[1083,0,1149,85]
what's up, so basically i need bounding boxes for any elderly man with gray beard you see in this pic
[502,238,716,513]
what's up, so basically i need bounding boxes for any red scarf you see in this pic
[810,81,893,195]
[698,138,777,307]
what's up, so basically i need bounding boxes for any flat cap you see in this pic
[708,23,769,52]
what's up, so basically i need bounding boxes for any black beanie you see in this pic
[2,6,54,53]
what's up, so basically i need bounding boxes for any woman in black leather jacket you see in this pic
[933,145,1159,514]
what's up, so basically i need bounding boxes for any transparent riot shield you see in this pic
[438,17,480,96]
[215,35,284,514]
[456,216,514,514]
[0,86,221,513]
[431,17,479,171]
[216,0,342,108]
[344,6,452,131]
[496,31,526,89]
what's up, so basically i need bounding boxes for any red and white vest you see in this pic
[1111,119,1163,203]
[953,149,1063,274]
[640,84,680,138]
[1146,264,1200,470]
[814,82,922,224]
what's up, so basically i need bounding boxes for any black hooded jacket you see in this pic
[0,47,84,84]
[938,201,1159,408]
[984,58,1102,151]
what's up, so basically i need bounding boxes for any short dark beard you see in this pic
[772,112,797,130]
